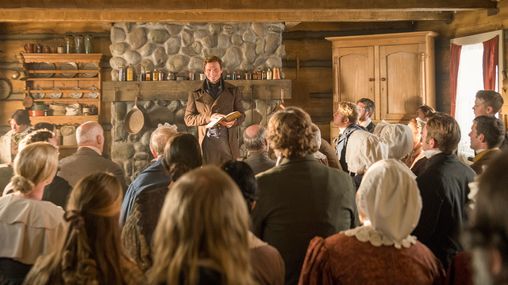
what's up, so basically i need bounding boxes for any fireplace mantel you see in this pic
[103,80,292,102]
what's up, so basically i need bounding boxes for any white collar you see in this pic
[359,118,372,128]
[344,225,417,249]
[423,148,442,159]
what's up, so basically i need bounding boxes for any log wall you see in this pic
[1,10,507,140]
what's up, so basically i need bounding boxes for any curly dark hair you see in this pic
[221,160,257,212]
[267,107,318,159]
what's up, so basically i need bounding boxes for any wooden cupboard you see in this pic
[327,31,437,129]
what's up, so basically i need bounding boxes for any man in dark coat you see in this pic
[119,123,178,226]
[472,90,507,151]
[184,56,245,165]
[412,113,475,269]
[58,121,126,190]
[243,124,275,174]
[252,107,358,285]
[469,115,505,175]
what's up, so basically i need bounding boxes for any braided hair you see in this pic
[24,172,143,285]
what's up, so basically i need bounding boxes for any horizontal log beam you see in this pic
[102,80,292,102]
[1,0,496,10]
[309,92,333,99]
[283,27,418,40]
[283,60,332,68]
[0,9,455,22]
[0,32,109,40]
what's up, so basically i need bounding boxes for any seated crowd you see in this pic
[0,90,507,285]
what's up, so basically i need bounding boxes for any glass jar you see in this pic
[64,35,73,53]
[74,35,84,53]
[84,34,93,54]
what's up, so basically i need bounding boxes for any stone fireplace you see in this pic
[105,22,288,183]
[103,80,291,183]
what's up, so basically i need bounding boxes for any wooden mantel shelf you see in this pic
[102,80,292,102]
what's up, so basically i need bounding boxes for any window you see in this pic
[451,30,503,159]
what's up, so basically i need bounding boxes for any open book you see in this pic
[206,111,242,128]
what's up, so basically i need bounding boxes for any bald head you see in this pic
[76,121,104,152]
[243,124,267,151]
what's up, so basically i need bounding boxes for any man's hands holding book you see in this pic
[206,111,242,128]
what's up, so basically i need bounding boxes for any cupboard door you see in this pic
[379,43,426,121]
[333,46,375,113]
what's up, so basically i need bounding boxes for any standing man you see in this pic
[356,98,376,133]
[412,113,475,269]
[469,115,505,175]
[472,90,504,117]
[472,90,507,150]
[184,56,245,165]
[333,101,364,173]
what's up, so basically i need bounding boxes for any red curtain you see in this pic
[483,35,499,90]
[450,43,462,117]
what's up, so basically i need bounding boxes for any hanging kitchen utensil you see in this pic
[125,85,149,134]
[0,79,12,100]
[23,92,34,108]
[279,88,286,110]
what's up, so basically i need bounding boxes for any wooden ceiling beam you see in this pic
[0,9,454,22]
[0,0,496,10]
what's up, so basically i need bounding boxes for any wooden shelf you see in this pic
[27,69,98,74]
[34,98,99,103]
[102,80,292,102]
[27,77,99,81]
[29,115,99,125]
[20,53,103,127]
[20,53,103,63]
[29,89,100,93]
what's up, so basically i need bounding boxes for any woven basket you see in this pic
[49,104,66,115]
[60,125,77,146]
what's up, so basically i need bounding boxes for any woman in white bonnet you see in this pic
[376,122,414,161]
[299,159,444,285]
[345,130,387,188]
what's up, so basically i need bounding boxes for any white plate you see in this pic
[48,92,62,99]
[84,92,99,99]
[33,92,45,99]
[69,92,83,98]
[79,63,99,78]
[56,62,78,78]
[29,63,55,78]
